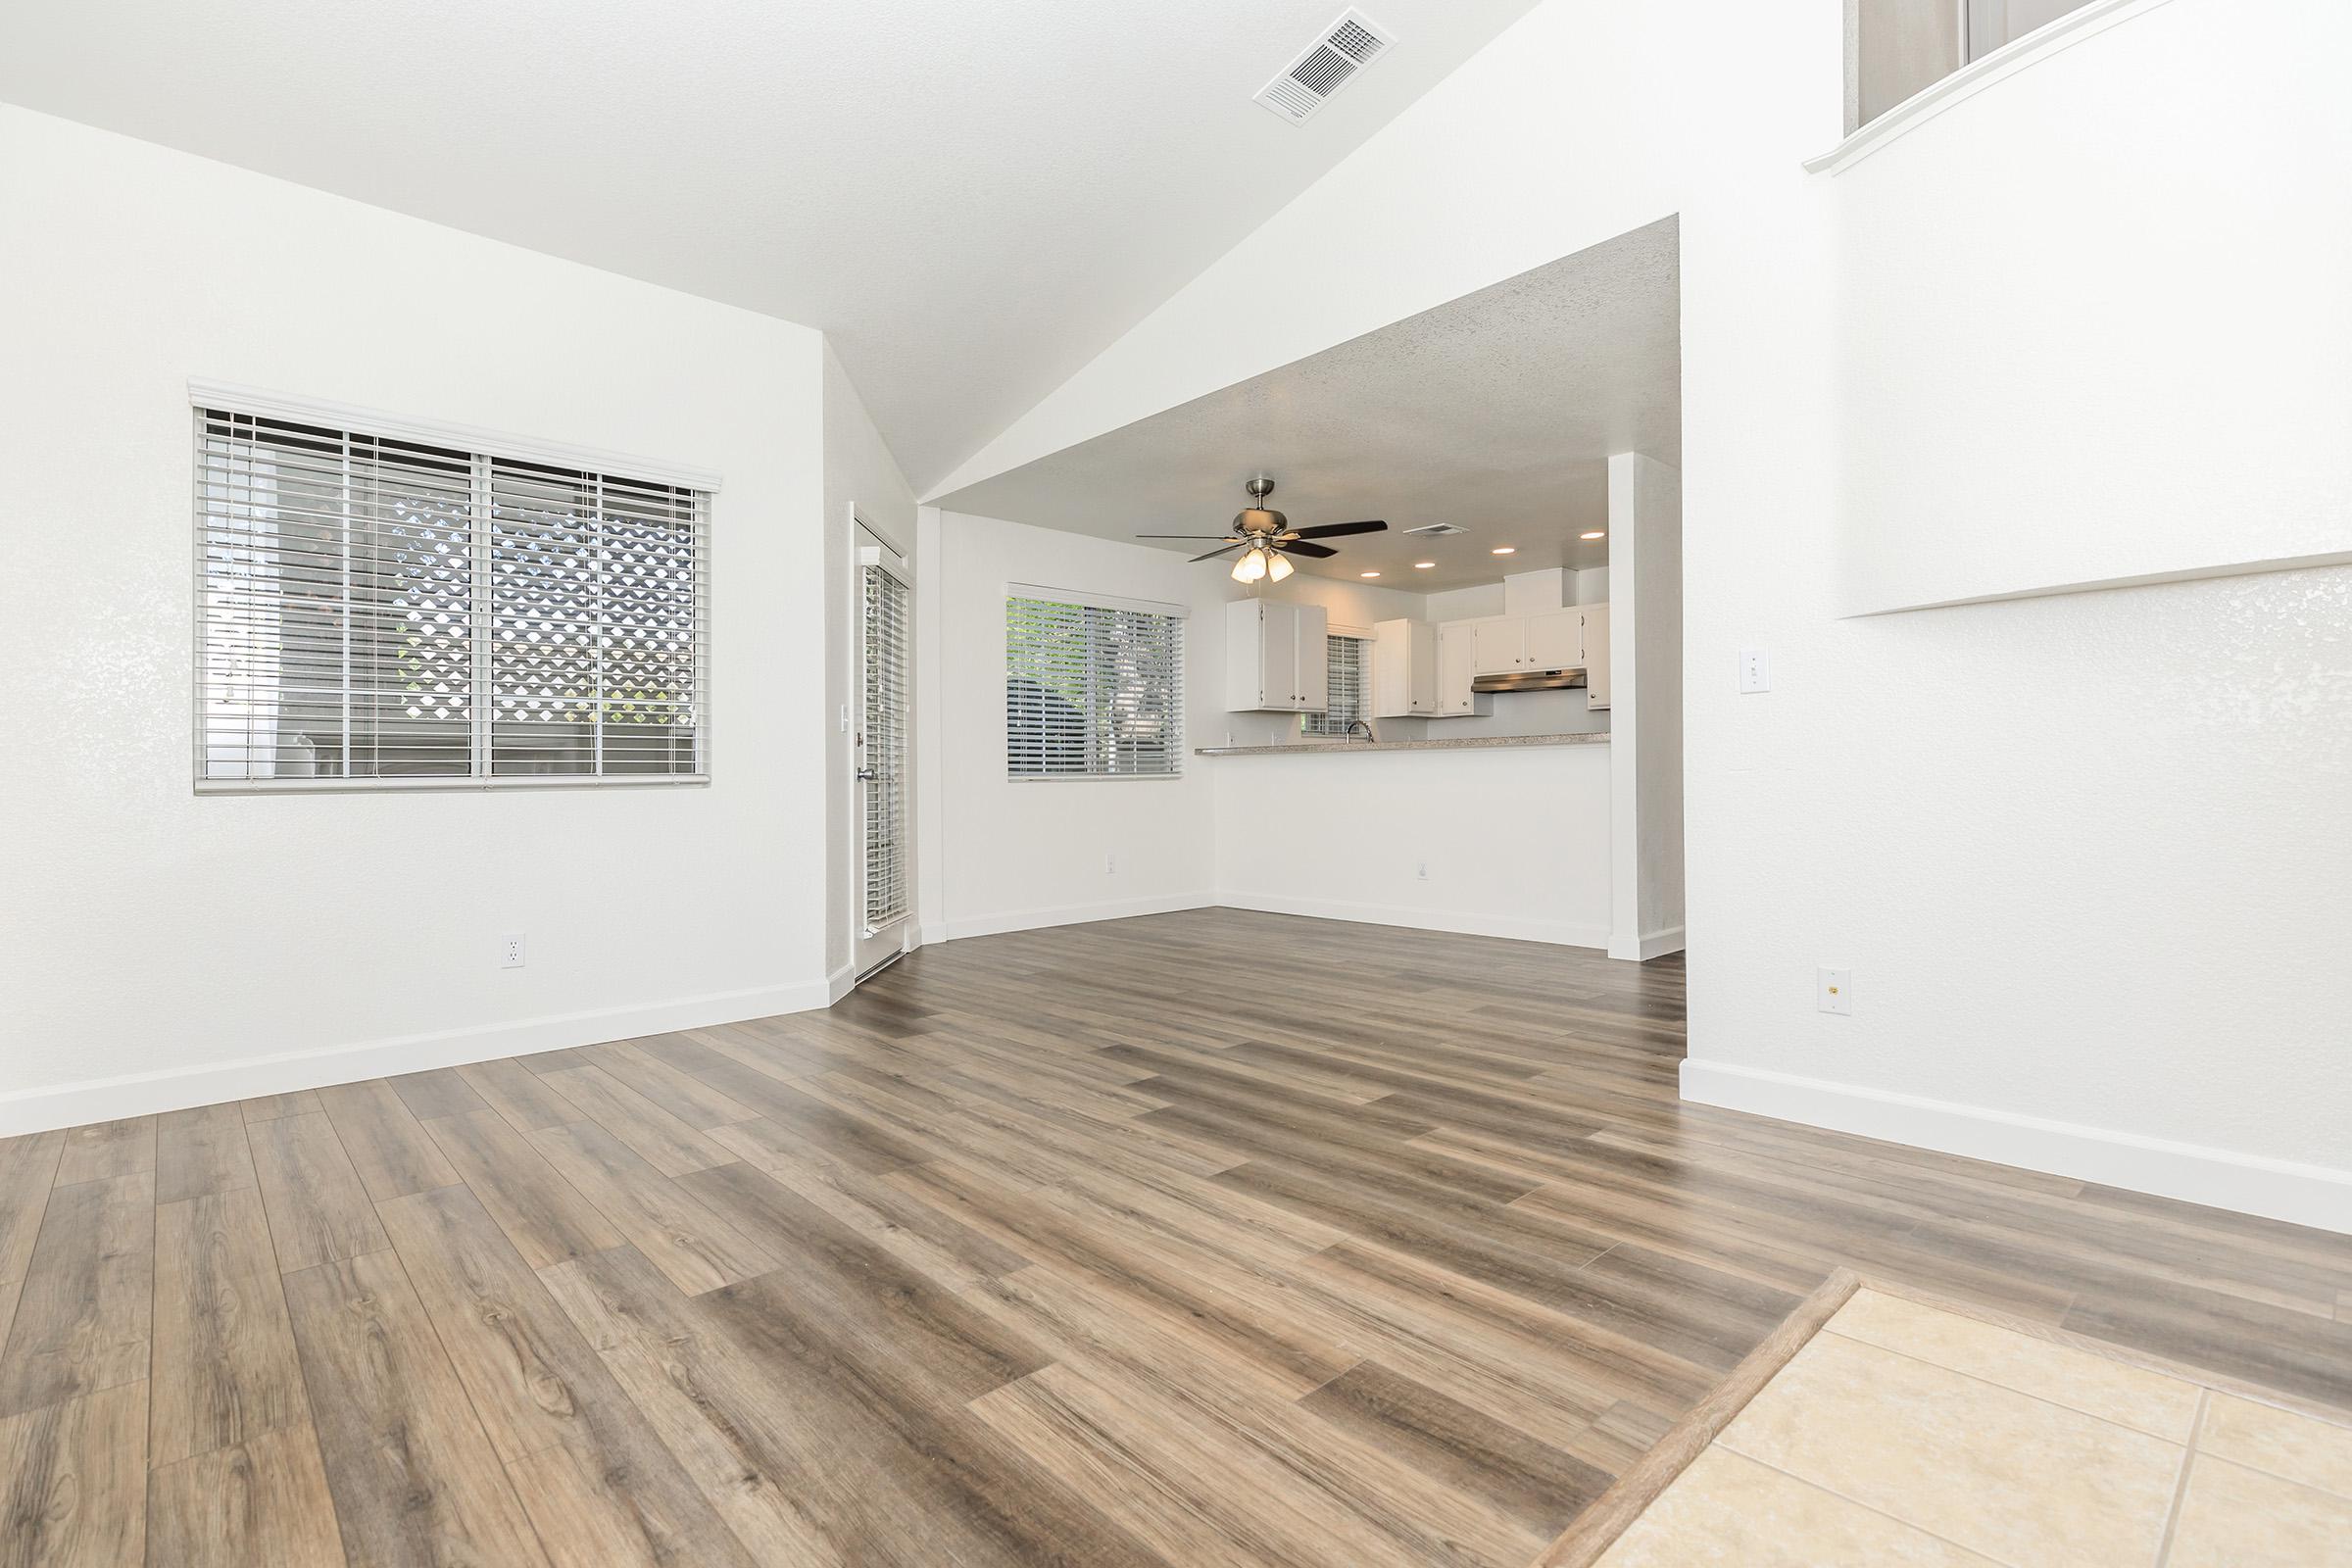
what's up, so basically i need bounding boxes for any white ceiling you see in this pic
[934,218,1680,593]
[0,0,1542,491]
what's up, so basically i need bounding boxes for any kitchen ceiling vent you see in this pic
[1402,521,1467,537]
[1254,10,1396,123]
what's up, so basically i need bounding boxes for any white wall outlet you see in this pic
[1817,966,1851,1015]
[1739,647,1772,693]
[1415,859,1431,881]
[1104,853,1117,875]
[501,933,526,970]
[838,703,851,733]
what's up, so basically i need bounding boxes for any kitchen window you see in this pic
[194,396,711,788]
[1005,588,1185,778]
[1300,630,1369,737]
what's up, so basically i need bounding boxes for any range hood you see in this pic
[1473,667,1588,694]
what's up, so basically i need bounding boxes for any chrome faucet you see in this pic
[1344,719,1375,744]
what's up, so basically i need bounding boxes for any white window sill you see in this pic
[1806,0,2179,177]
[195,775,710,795]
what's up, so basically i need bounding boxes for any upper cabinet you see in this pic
[1438,604,1610,714]
[1371,618,1439,718]
[1435,623,1491,718]
[1467,608,1586,675]
[1224,599,1328,712]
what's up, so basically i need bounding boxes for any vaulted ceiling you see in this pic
[0,0,1542,489]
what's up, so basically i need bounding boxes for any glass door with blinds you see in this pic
[853,525,912,979]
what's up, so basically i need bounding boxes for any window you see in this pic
[1005,590,1184,778]
[1300,631,1369,737]
[195,405,710,787]
[1852,0,2098,129]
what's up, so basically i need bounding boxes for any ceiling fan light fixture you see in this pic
[1267,551,1295,582]
[1232,547,1269,584]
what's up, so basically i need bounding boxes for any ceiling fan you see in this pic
[1138,476,1387,584]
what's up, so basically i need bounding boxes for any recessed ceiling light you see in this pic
[1413,561,1436,569]
[1581,530,1605,540]
[1491,546,1515,556]
[1358,570,1380,578]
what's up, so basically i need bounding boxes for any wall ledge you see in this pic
[1807,0,2180,177]
[1682,1058,2352,1236]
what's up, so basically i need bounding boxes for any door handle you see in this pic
[856,768,876,780]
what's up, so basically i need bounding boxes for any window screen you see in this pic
[195,408,709,786]
[1005,594,1184,777]
[1301,632,1369,736]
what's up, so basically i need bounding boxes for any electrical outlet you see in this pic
[1817,966,1851,1015]
[1415,859,1431,881]
[501,933,526,970]
[1739,648,1772,693]
[1104,853,1117,875]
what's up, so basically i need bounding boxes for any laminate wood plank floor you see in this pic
[2,908,2347,1566]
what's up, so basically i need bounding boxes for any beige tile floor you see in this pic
[1594,1288,2352,1568]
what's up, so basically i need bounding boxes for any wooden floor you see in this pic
[4,908,2349,1567]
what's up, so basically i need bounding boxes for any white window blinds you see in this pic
[1006,593,1184,778]
[195,408,710,787]
[1301,632,1369,736]
[861,564,910,930]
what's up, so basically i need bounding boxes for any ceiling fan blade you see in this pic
[1189,544,1244,564]
[1275,540,1339,559]
[1287,519,1387,540]
[1137,533,1239,540]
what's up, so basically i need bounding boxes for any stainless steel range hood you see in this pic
[1472,667,1588,694]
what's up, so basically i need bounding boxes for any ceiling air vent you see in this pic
[1254,9,1396,123]
[1403,522,1467,537]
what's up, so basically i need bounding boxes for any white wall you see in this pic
[1836,0,2352,612]
[927,512,1221,939]
[822,343,919,980]
[1214,746,1612,947]
[926,0,2352,1229]
[1606,453,1685,958]
[0,107,831,1129]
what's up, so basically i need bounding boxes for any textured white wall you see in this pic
[1835,0,2352,612]
[927,0,2352,1224]
[1607,453,1685,958]
[0,107,830,1128]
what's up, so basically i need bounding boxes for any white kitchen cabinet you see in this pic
[1433,623,1491,717]
[1527,609,1584,669]
[1224,598,1328,711]
[1468,610,1584,674]
[1580,603,1611,710]
[1371,619,1439,717]
[1469,617,1523,676]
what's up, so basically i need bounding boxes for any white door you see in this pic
[852,523,912,982]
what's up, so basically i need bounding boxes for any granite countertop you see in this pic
[1193,733,1609,757]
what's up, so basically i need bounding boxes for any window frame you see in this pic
[1004,585,1187,781]
[189,381,719,794]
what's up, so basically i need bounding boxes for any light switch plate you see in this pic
[1739,648,1771,693]
[1817,966,1851,1015]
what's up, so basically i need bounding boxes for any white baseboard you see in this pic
[0,977,833,1138]
[937,891,1216,943]
[1681,1059,2352,1238]
[1610,924,1687,961]
[1215,890,1608,951]
[824,962,859,1005]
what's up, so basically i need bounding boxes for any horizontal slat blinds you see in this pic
[862,564,910,930]
[1301,633,1368,736]
[1006,594,1184,778]
[195,408,709,786]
